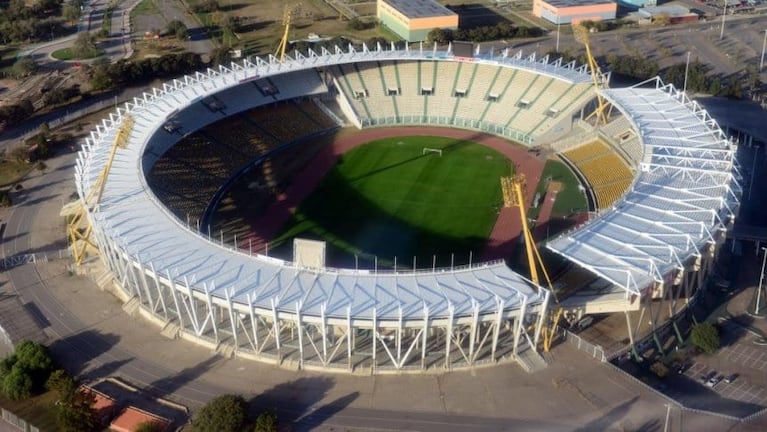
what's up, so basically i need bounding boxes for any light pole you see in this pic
[720,0,728,41]
[760,30,767,71]
[755,247,767,316]
[556,18,561,53]
[683,51,691,94]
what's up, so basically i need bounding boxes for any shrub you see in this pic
[192,394,247,432]
[691,322,720,354]
[650,361,669,378]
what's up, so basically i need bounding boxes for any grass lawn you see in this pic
[50,47,103,61]
[531,158,586,218]
[131,0,160,17]
[0,391,58,431]
[0,46,20,75]
[0,159,31,187]
[271,136,511,269]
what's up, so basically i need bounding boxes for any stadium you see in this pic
[71,42,741,373]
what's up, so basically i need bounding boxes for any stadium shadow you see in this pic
[573,396,639,432]
[266,162,498,270]
[146,355,225,400]
[47,330,122,376]
[247,376,337,426]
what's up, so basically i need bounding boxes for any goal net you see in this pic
[422,147,442,156]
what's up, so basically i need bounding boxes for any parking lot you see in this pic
[684,362,767,406]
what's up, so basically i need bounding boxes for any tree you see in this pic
[166,20,188,40]
[254,411,278,432]
[72,32,98,59]
[426,28,451,44]
[192,394,247,432]
[209,47,232,67]
[136,421,165,432]
[650,361,669,378]
[46,369,77,402]
[0,191,11,208]
[46,370,97,432]
[0,341,55,399]
[11,56,38,78]
[15,340,54,372]
[347,18,371,31]
[691,322,720,354]
[2,366,33,400]
[53,390,96,432]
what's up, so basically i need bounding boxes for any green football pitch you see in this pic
[270,136,512,269]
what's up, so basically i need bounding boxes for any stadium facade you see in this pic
[74,42,740,373]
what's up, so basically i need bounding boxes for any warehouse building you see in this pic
[377,0,459,42]
[533,0,617,24]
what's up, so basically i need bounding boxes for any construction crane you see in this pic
[65,115,133,266]
[502,173,562,352]
[573,24,611,126]
[276,3,301,62]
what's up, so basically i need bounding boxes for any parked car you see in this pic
[701,371,716,384]
[725,373,738,384]
[707,374,724,387]
[676,363,691,375]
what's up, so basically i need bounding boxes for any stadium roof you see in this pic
[76,45,588,323]
[547,79,741,294]
[382,0,457,19]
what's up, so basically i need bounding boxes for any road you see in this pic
[20,0,214,68]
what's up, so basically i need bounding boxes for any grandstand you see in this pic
[74,43,739,373]
[328,52,594,144]
[561,139,634,209]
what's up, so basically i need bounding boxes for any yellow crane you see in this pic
[66,115,133,265]
[276,3,301,62]
[503,173,562,352]
[573,24,611,126]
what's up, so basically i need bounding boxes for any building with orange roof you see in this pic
[79,385,117,427]
[109,406,170,432]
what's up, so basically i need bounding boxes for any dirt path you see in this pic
[241,126,545,263]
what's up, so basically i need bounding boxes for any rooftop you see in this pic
[548,82,740,294]
[539,0,616,8]
[382,0,457,19]
[110,406,170,432]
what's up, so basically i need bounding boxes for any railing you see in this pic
[0,408,39,432]
[359,115,534,145]
[561,329,606,361]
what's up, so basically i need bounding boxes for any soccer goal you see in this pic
[422,147,443,156]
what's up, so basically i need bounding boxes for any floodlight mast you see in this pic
[573,24,611,126]
[67,115,133,265]
[506,174,561,351]
[276,3,301,62]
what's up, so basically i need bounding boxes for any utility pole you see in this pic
[755,246,767,316]
[683,51,691,94]
[720,0,728,40]
[760,30,767,71]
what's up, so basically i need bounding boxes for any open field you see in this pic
[270,136,510,268]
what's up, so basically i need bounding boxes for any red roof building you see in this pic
[79,386,117,427]
[109,406,171,432]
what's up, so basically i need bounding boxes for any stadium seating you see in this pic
[149,100,337,222]
[562,140,634,209]
[324,60,592,141]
